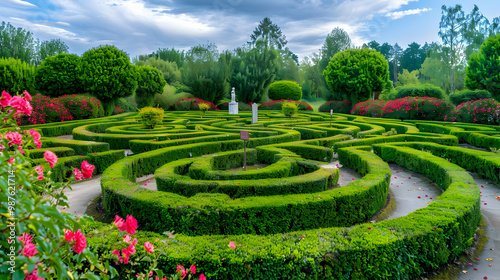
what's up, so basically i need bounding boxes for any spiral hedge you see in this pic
[18,109,500,279]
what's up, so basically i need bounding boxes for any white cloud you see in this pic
[2,0,37,8]
[386,8,432,20]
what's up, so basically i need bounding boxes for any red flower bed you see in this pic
[382,97,453,121]
[171,98,218,111]
[26,94,73,124]
[113,106,125,115]
[57,94,104,120]
[319,100,352,114]
[351,100,386,118]
[259,99,312,111]
[447,99,500,124]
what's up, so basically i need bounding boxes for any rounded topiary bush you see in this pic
[318,100,352,114]
[268,81,302,101]
[282,102,298,117]
[35,53,83,97]
[448,99,500,124]
[395,83,446,100]
[449,89,493,106]
[382,97,453,121]
[138,107,164,129]
[259,99,312,111]
[351,100,386,118]
[57,94,104,120]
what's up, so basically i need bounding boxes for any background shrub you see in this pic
[57,94,104,120]
[318,100,352,114]
[268,80,302,101]
[171,98,217,111]
[116,96,137,112]
[138,107,164,129]
[394,83,446,100]
[27,94,73,124]
[351,100,386,118]
[112,106,125,115]
[465,33,500,97]
[448,99,500,124]
[449,89,493,106]
[382,97,453,121]
[80,45,138,115]
[135,65,166,108]
[0,57,36,94]
[35,53,82,97]
[259,99,312,111]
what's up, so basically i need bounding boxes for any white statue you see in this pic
[231,87,236,102]
[229,87,238,114]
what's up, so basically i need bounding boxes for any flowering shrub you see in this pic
[259,99,313,111]
[113,106,125,115]
[171,98,218,111]
[447,99,500,124]
[21,94,73,125]
[351,100,386,118]
[218,102,253,111]
[382,97,453,121]
[318,100,352,114]
[57,94,105,120]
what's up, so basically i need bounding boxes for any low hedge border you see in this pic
[101,142,391,236]
[27,147,75,159]
[41,137,110,155]
[333,121,386,138]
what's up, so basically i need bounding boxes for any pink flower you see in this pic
[64,229,74,242]
[114,215,126,231]
[144,241,154,253]
[176,265,184,272]
[5,131,22,146]
[0,91,12,107]
[190,264,196,274]
[73,168,83,180]
[28,129,41,141]
[199,274,206,280]
[64,229,86,254]
[81,160,95,179]
[7,157,15,164]
[125,215,138,235]
[44,151,58,168]
[229,241,236,249]
[9,95,32,116]
[123,234,131,243]
[23,91,32,101]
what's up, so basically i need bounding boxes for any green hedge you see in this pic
[27,147,75,159]
[41,137,110,155]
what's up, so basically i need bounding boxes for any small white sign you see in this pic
[330,109,333,116]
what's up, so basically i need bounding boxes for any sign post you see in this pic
[240,130,249,171]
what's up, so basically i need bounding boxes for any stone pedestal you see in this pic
[252,103,258,123]
[229,102,238,114]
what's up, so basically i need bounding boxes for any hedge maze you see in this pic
[17,111,500,279]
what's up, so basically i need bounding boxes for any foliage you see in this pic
[152,47,186,68]
[349,100,385,117]
[135,57,182,87]
[57,94,104,120]
[116,96,137,112]
[80,45,138,103]
[259,99,312,111]
[465,33,500,97]
[395,69,420,87]
[319,27,352,71]
[35,53,83,97]
[449,89,493,105]
[218,102,253,111]
[27,94,73,124]
[281,102,298,117]
[0,57,36,94]
[323,48,390,104]
[382,96,454,121]
[318,100,352,114]
[249,17,287,50]
[268,80,302,101]
[0,21,38,64]
[230,42,279,103]
[198,103,210,114]
[395,83,446,100]
[138,107,164,129]
[447,98,500,124]
[171,98,217,111]
[399,42,429,73]
[39,39,69,61]
[182,44,231,104]
[135,65,167,108]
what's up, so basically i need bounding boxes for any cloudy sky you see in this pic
[1,0,498,61]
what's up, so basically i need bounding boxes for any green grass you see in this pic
[301,98,325,112]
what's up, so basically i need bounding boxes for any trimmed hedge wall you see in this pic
[41,137,110,155]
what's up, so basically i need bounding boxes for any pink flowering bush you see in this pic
[23,94,73,125]
[259,99,313,111]
[318,100,352,114]
[351,100,386,118]
[113,105,125,115]
[382,96,453,121]
[58,94,105,120]
[447,99,500,124]
[171,98,218,111]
